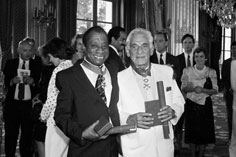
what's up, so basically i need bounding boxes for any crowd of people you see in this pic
[0,25,235,157]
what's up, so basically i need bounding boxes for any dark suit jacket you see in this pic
[3,58,42,102]
[150,51,181,87]
[221,58,233,98]
[54,61,120,157]
[106,46,125,72]
[177,53,195,86]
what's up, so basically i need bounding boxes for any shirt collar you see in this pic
[109,45,119,56]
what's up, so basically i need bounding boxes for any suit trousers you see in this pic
[4,99,33,157]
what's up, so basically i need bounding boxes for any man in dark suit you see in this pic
[177,34,196,82]
[221,41,236,140]
[3,38,41,157]
[106,26,127,71]
[150,31,181,83]
[54,26,120,157]
[175,33,195,156]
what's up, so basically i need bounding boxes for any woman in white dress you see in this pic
[40,37,75,157]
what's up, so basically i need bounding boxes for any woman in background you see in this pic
[32,45,55,157]
[181,47,218,157]
[71,34,85,64]
[40,37,75,157]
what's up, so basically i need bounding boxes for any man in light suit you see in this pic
[106,26,127,71]
[150,31,181,86]
[117,28,185,157]
[221,41,236,140]
[229,59,236,157]
[54,26,120,157]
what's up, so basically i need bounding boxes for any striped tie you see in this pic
[95,74,107,104]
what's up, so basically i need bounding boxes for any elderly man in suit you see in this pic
[3,38,41,157]
[106,26,127,71]
[150,31,181,86]
[117,28,185,157]
[221,41,236,140]
[54,26,120,157]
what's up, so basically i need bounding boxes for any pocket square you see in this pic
[166,86,172,91]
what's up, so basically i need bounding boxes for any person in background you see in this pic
[150,30,181,84]
[40,37,75,157]
[229,59,236,157]
[71,33,85,64]
[3,38,41,157]
[181,47,218,157]
[175,33,196,155]
[117,28,185,157]
[54,26,120,157]
[221,41,236,140]
[31,45,55,157]
[106,26,127,71]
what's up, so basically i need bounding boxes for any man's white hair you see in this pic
[125,28,154,53]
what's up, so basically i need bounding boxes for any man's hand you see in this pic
[82,120,109,141]
[158,105,176,123]
[23,76,34,85]
[11,76,21,85]
[126,112,153,129]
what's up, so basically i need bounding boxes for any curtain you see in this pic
[60,0,77,44]
[0,0,13,68]
[143,0,163,34]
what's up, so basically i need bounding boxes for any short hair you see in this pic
[154,30,168,41]
[181,34,195,44]
[108,26,126,43]
[231,41,236,48]
[71,34,83,51]
[193,47,208,59]
[83,26,108,48]
[126,28,154,52]
[42,37,75,60]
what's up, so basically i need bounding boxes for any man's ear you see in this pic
[126,48,130,57]
[111,37,116,44]
[150,46,154,56]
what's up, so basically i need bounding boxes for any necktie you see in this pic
[18,61,25,100]
[95,74,107,104]
[160,54,164,65]
[187,55,191,67]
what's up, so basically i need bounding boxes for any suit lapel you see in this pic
[72,62,100,101]
[150,51,159,64]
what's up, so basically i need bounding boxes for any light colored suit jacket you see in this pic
[230,60,236,157]
[117,63,185,157]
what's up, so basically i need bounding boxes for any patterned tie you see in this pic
[160,54,164,65]
[18,61,25,100]
[187,55,191,67]
[95,74,107,104]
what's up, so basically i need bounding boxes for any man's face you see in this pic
[231,45,236,59]
[112,31,127,52]
[182,37,194,54]
[154,34,167,53]
[18,43,34,61]
[85,32,109,66]
[127,33,153,68]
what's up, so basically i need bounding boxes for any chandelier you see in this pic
[33,2,56,31]
[197,0,236,28]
